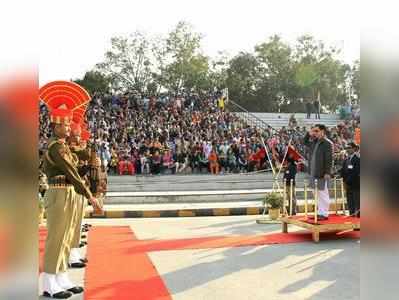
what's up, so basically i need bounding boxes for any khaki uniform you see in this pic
[69,146,90,249]
[42,137,92,274]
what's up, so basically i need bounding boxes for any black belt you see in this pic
[48,176,71,185]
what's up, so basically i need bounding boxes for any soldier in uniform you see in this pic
[283,145,302,215]
[340,142,360,217]
[283,154,298,215]
[40,81,102,299]
[67,121,91,268]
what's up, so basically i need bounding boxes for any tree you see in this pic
[351,60,360,100]
[73,70,111,95]
[96,31,157,93]
[226,52,260,110]
[208,51,230,90]
[255,35,297,111]
[293,35,349,111]
[160,21,210,93]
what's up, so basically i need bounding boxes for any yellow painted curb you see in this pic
[105,210,125,218]
[178,210,196,217]
[246,207,261,215]
[213,208,230,216]
[143,211,161,218]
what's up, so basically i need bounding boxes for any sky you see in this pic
[2,0,361,85]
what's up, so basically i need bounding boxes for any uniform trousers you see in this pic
[44,186,78,274]
[347,188,360,217]
[71,194,87,249]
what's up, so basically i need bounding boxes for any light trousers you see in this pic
[71,194,87,248]
[317,181,330,217]
[44,186,78,274]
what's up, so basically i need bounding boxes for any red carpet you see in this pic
[126,230,360,254]
[38,224,359,299]
[84,226,172,300]
[293,214,361,225]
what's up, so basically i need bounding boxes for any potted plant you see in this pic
[263,192,283,220]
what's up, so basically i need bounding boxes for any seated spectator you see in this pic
[227,149,237,173]
[190,149,201,173]
[151,150,162,175]
[109,148,119,175]
[162,149,175,174]
[198,151,209,173]
[175,150,188,173]
[255,146,266,170]
[141,151,151,174]
[238,152,248,172]
[208,150,219,175]
[118,157,134,175]
[248,149,258,172]
[218,141,229,173]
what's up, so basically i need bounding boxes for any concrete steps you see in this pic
[249,112,341,129]
[104,174,344,205]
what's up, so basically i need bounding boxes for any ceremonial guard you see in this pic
[340,142,360,217]
[68,120,91,268]
[40,81,102,299]
[283,145,302,215]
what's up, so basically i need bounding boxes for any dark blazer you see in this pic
[283,159,297,184]
[340,155,360,189]
[304,133,333,178]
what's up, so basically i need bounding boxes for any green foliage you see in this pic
[351,60,360,100]
[78,21,358,110]
[160,21,210,93]
[295,64,319,88]
[95,31,158,93]
[263,192,284,209]
[73,71,111,95]
[226,52,258,102]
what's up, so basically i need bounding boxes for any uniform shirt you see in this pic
[43,137,93,199]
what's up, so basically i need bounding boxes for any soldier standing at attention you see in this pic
[40,81,102,299]
[68,121,91,268]
[340,142,360,217]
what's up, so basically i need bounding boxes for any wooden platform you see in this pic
[281,214,360,242]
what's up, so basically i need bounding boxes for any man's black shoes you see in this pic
[69,262,86,268]
[43,291,72,299]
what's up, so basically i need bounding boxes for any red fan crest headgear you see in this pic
[39,81,90,124]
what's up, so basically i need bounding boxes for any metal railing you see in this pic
[227,100,279,136]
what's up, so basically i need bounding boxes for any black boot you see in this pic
[43,291,73,299]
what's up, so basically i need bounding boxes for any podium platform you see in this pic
[281,214,360,242]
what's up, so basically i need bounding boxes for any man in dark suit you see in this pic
[304,124,333,220]
[340,143,360,217]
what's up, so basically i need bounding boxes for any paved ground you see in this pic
[39,215,359,299]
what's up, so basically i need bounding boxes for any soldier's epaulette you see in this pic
[45,139,67,166]
[71,145,84,151]
[47,139,65,149]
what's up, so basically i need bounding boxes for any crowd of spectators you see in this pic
[39,90,360,176]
